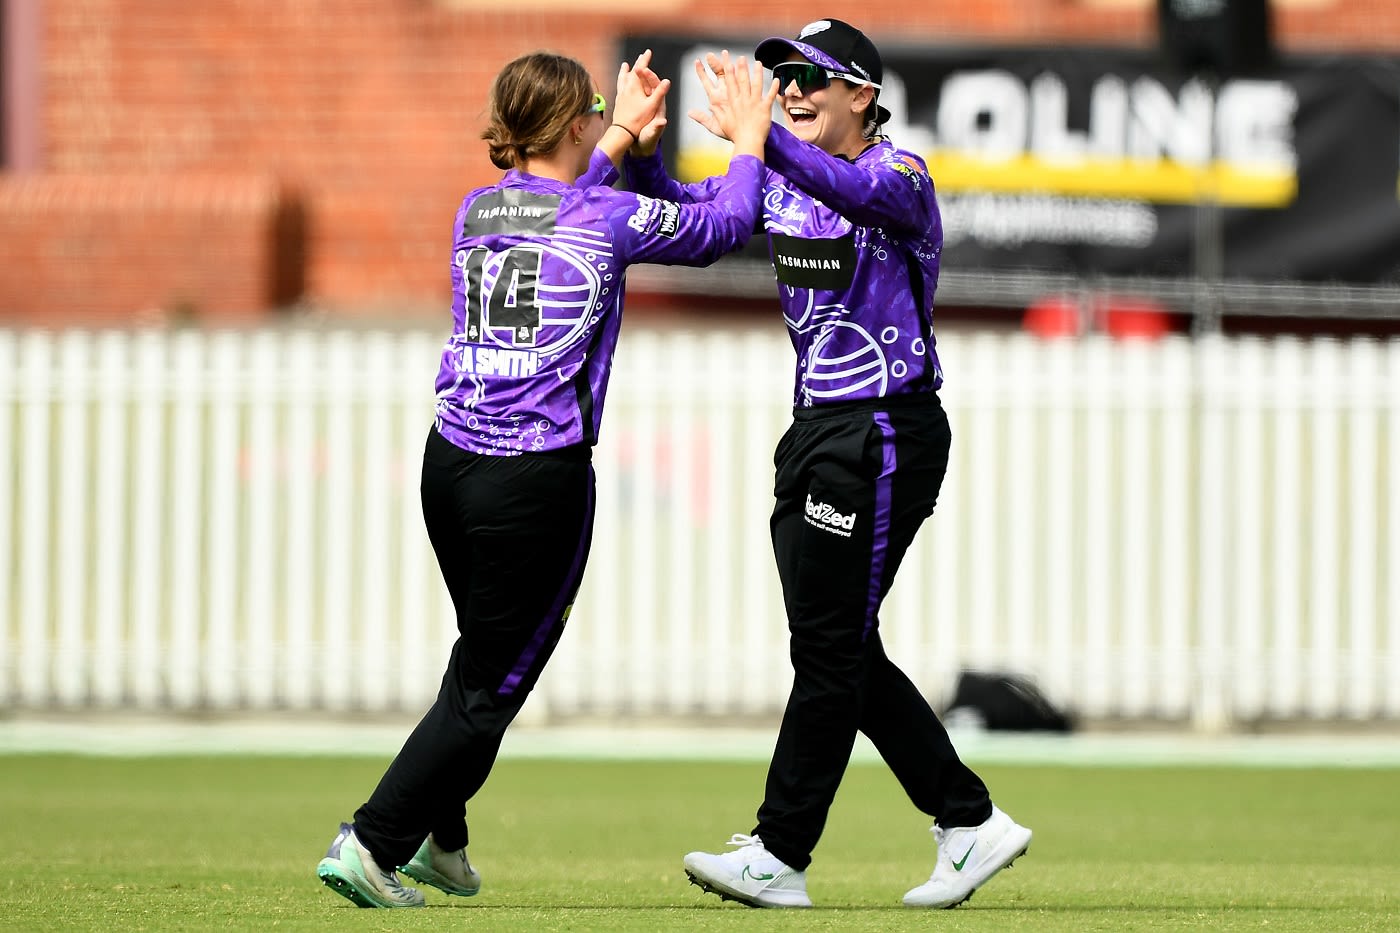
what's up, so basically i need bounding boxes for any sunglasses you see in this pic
[771,62,881,94]
[584,92,607,115]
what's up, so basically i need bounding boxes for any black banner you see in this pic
[624,37,1400,284]
[769,231,856,288]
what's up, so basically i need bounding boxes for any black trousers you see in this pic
[754,394,991,871]
[353,427,595,868]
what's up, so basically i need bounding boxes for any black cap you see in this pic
[755,19,891,126]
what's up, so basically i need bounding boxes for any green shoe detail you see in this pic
[316,823,425,908]
[399,834,482,897]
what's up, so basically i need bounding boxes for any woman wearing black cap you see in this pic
[623,18,1032,910]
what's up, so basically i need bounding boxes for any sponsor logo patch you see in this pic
[628,195,681,238]
[769,232,857,289]
[657,200,680,238]
[891,158,924,189]
[463,190,559,237]
[805,492,857,536]
[627,195,659,234]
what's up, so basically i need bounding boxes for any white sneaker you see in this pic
[902,805,1032,908]
[399,833,482,897]
[683,833,812,908]
[316,822,426,908]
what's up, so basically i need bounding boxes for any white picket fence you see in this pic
[2,326,1398,728]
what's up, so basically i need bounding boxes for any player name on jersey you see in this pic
[454,346,541,377]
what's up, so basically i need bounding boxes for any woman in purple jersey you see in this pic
[314,49,777,909]
[626,19,1033,910]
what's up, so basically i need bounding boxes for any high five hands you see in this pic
[689,51,779,156]
[604,49,776,163]
[606,49,669,159]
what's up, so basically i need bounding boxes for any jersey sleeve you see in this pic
[607,154,763,267]
[764,124,935,235]
[577,147,621,189]
[622,149,735,204]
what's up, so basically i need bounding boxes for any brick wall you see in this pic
[0,173,297,324]
[5,0,1399,322]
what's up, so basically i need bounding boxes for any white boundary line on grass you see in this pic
[2,716,1400,767]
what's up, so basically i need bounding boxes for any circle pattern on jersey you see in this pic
[805,321,890,400]
[474,242,602,356]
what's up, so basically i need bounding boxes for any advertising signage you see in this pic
[625,37,1400,284]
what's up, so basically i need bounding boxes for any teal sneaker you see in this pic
[316,822,425,908]
[400,833,482,897]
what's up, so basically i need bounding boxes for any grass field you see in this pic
[2,752,1397,931]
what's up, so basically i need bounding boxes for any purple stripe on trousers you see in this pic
[864,413,897,641]
[499,467,596,695]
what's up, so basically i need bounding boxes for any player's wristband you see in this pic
[614,124,640,145]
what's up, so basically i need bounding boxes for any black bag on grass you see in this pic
[942,669,1075,732]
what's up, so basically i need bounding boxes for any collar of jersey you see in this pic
[834,140,885,163]
[503,169,573,191]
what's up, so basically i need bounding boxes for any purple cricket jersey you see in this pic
[626,124,944,407]
[434,149,762,455]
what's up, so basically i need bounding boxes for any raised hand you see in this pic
[701,51,730,96]
[612,48,670,148]
[687,51,730,141]
[689,51,777,156]
[627,49,669,155]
